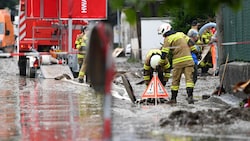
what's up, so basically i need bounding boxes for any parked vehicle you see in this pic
[17,0,87,78]
[0,9,15,53]
[17,0,107,78]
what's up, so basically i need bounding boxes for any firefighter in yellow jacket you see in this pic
[75,26,88,83]
[143,49,171,86]
[199,28,214,75]
[158,23,196,104]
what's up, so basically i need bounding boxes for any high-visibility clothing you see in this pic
[202,31,213,44]
[162,32,194,68]
[143,49,171,86]
[75,33,88,59]
[75,33,88,79]
[161,31,194,90]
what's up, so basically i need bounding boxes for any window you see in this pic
[0,23,4,34]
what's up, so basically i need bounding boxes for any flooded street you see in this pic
[113,58,250,141]
[0,57,250,141]
[0,57,103,141]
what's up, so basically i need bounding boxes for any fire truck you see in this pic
[17,0,107,78]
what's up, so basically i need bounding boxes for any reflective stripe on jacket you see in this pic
[75,34,88,58]
[143,49,171,82]
[162,32,194,68]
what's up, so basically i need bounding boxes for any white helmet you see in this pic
[158,23,172,35]
[150,54,161,69]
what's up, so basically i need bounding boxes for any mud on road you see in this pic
[0,57,250,141]
[113,57,250,141]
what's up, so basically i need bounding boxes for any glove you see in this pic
[163,77,169,82]
[158,58,165,67]
[145,80,150,86]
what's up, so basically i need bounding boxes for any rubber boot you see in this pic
[186,87,194,104]
[166,90,178,104]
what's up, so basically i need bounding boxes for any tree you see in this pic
[167,6,216,33]
[0,0,19,17]
[110,0,242,25]
[0,0,19,11]
[109,0,243,60]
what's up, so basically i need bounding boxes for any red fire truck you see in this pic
[17,0,107,78]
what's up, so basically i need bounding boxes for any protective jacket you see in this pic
[75,33,87,59]
[201,30,213,44]
[143,49,171,86]
[161,32,194,68]
[160,31,195,91]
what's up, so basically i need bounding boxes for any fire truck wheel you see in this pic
[29,68,36,78]
[18,56,27,76]
[26,58,36,78]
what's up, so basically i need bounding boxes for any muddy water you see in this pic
[1,57,250,141]
[0,57,104,141]
[113,58,250,141]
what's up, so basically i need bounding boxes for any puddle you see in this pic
[19,90,103,141]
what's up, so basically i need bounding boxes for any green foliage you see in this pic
[110,0,243,28]
[168,5,216,33]
[123,8,137,25]
[0,0,19,11]
[110,0,124,10]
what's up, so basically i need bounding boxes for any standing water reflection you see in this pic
[18,79,104,141]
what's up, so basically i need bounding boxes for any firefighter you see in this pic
[75,25,88,83]
[187,29,202,84]
[143,49,171,86]
[199,27,214,75]
[75,26,88,67]
[158,23,195,104]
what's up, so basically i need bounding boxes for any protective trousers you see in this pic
[78,58,90,83]
[171,65,194,91]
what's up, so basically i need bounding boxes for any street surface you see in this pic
[113,57,250,141]
[0,57,103,141]
[0,57,249,141]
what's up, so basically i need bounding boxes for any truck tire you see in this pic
[26,58,36,78]
[29,67,36,78]
[18,56,27,76]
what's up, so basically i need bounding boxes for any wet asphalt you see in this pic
[0,57,250,141]
[113,57,250,141]
[0,57,103,141]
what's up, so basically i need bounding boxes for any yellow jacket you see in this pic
[75,33,88,58]
[202,31,213,44]
[143,49,171,82]
[161,32,194,68]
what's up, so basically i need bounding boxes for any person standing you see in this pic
[187,20,200,38]
[187,24,202,84]
[75,25,88,83]
[199,27,214,75]
[158,23,195,104]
